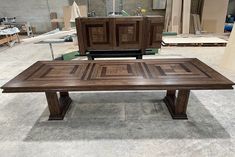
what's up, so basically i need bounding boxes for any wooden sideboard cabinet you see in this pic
[76,16,164,58]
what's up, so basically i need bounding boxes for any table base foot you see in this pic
[46,92,72,120]
[163,90,190,120]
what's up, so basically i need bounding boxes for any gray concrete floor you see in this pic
[0,35,235,157]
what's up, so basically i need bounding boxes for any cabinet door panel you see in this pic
[145,17,164,48]
[114,18,143,50]
[80,18,113,51]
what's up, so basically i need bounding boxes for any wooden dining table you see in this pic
[1,58,234,120]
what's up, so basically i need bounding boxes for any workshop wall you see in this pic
[0,0,70,33]
[87,0,201,17]
[0,0,202,33]
[87,0,165,16]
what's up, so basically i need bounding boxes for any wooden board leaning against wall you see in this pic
[164,0,229,34]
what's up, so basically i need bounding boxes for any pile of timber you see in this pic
[165,0,191,34]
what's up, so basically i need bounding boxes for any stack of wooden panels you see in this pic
[165,0,229,34]
[165,0,191,34]
[190,14,202,34]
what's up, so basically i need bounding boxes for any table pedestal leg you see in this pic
[45,91,72,120]
[163,90,190,119]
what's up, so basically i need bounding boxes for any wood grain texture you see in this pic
[75,16,164,55]
[1,58,234,92]
[1,58,234,120]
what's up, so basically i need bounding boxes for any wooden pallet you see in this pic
[162,36,227,47]
[0,34,20,46]
[162,42,227,47]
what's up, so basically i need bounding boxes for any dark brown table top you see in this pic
[1,58,234,92]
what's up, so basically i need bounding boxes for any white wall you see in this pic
[0,0,70,33]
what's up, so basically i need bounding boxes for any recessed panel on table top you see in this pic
[2,58,234,92]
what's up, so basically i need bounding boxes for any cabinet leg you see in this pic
[45,91,72,120]
[87,56,94,60]
[163,90,190,119]
[136,55,143,59]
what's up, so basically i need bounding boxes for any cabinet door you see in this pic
[145,16,164,49]
[79,18,113,51]
[113,17,143,50]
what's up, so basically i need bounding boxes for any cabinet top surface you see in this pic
[77,15,164,19]
[2,58,234,92]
